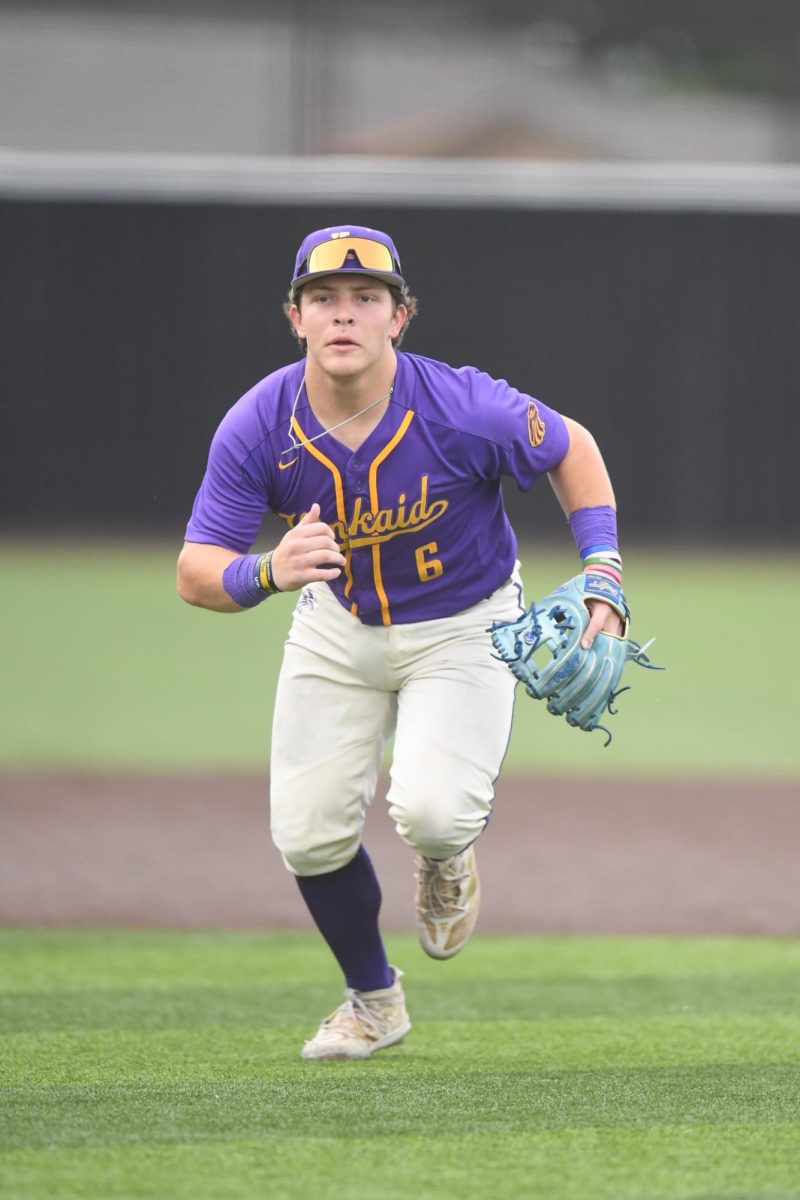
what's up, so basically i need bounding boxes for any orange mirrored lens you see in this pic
[306,237,396,275]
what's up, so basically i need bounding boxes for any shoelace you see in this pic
[322,991,395,1041]
[419,856,470,918]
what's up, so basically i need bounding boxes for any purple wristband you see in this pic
[568,505,619,560]
[222,553,270,609]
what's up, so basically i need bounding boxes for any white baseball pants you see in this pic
[269,572,524,875]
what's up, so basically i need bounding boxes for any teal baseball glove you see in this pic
[488,573,661,745]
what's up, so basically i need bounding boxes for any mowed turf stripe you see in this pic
[2,934,799,1198]
[3,1125,800,1200]
[2,932,800,991]
[3,970,800,1033]
[4,1014,800,1084]
[3,1065,799,1150]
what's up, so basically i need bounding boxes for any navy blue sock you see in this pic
[295,845,393,993]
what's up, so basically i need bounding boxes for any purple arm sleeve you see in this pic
[222,554,270,608]
[568,505,619,558]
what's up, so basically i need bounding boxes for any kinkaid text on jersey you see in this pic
[279,476,449,549]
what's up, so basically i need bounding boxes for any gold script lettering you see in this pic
[279,476,449,549]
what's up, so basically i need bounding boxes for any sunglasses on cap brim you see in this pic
[300,236,400,279]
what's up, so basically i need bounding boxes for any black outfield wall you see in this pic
[1,198,797,544]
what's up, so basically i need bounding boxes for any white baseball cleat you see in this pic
[300,966,411,1060]
[415,846,481,960]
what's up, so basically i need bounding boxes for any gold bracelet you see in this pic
[266,551,281,592]
[254,550,282,594]
[257,550,282,594]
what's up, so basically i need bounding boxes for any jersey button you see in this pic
[351,459,362,470]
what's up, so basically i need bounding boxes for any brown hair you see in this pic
[283,282,418,353]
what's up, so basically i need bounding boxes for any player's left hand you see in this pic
[583,599,624,648]
[488,572,662,745]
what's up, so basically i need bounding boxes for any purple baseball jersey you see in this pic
[186,352,569,625]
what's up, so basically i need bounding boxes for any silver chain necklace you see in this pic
[281,376,394,459]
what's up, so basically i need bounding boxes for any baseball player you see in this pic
[178,224,623,1060]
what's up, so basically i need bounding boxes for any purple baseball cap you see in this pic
[290,224,406,291]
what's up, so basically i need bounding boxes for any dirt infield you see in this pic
[1,773,798,935]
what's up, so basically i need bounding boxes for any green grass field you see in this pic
[2,929,799,1200]
[2,540,798,777]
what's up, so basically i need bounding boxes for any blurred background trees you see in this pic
[1,0,799,159]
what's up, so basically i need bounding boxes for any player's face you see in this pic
[290,276,407,379]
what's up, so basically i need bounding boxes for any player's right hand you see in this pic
[270,503,346,591]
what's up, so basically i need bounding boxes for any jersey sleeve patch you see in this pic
[528,400,546,448]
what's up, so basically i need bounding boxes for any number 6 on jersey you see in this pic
[415,541,443,582]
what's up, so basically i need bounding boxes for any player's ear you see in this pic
[389,302,408,339]
[288,302,305,339]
